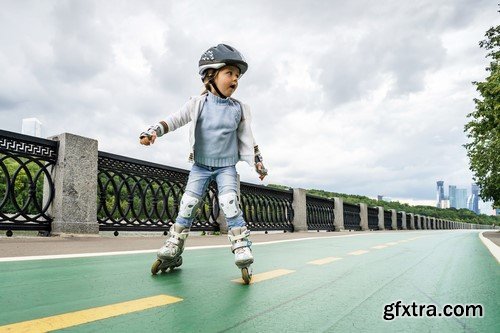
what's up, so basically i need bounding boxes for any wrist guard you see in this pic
[254,147,268,176]
[139,122,166,139]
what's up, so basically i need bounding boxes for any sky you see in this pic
[0,0,498,213]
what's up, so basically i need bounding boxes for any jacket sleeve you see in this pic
[237,103,261,166]
[164,98,194,133]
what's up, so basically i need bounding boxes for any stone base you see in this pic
[51,221,99,235]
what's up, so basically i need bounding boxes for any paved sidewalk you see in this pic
[1,229,497,259]
[483,231,500,246]
[0,230,369,258]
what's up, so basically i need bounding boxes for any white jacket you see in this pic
[164,94,260,167]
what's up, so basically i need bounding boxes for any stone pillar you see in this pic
[391,209,397,230]
[416,215,421,229]
[401,211,407,230]
[423,217,428,230]
[377,206,385,230]
[292,188,308,232]
[432,218,436,230]
[48,133,99,234]
[333,197,345,231]
[359,203,369,231]
[409,213,415,230]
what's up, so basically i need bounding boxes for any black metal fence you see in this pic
[367,206,379,230]
[406,214,412,229]
[240,183,294,232]
[396,212,403,229]
[306,194,335,231]
[343,202,361,230]
[384,210,393,229]
[97,151,220,233]
[0,129,57,234]
[1,130,492,235]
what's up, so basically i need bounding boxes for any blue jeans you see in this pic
[176,163,246,229]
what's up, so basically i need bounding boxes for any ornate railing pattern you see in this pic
[97,152,219,232]
[343,202,361,230]
[367,206,379,230]
[239,183,294,231]
[384,210,393,229]
[0,130,57,233]
[396,212,403,229]
[306,194,335,231]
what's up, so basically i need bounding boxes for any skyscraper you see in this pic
[467,183,480,214]
[448,185,457,208]
[456,189,468,209]
[21,118,42,137]
[436,181,445,208]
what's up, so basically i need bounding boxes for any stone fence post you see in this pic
[377,207,385,230]
[359,203,369,231]
[333,197,345,231]
[409,213,415,230]
[48,133,99,234]
[292,188,308,232]
[401,211,407,230]
[391,209,397,230]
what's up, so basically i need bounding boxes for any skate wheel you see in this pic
[241,267,252,285]
[151,259,162,275]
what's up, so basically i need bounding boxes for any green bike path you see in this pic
[0,231,498,332]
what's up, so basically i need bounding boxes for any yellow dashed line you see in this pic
[348,250,369,256]
[232,269,295,284]
[307,257,343,265]
[0,294,182,333]
[371,245,388,249]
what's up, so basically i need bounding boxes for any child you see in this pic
[140,44,267,284]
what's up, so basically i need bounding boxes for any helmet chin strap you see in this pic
[209,79,227,99]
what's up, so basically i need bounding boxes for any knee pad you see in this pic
[178,193,200,219]
[219,192,241,219]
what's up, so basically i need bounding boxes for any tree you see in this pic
[464,22,500,208]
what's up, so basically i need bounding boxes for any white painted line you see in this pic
[479,232,500,264]
[0,233,381,262]
[348,250,369,256]
[0,231,430,263]
[371,245,387,249]
[385,242,399,246]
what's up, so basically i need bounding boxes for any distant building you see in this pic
[467,183,480,214]
[448,185,457,208]
[22,118,42,137]
[377,195,392,202]
[439,199,450,209]
[436,181,445,208]
[496,208,500,216]
[455,189,468,209]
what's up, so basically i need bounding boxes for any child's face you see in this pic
[212,65,240,97]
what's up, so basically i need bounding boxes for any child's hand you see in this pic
[139,131,157,146]
[256,162,268,181]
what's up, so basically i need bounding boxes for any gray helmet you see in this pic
[198,44,248,77]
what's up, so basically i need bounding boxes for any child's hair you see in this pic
[201,68,218,95]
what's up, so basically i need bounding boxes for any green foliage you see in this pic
[464,23,500,207]
[0,155,47,215]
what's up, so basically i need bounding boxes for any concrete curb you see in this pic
[479,231,500,264]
